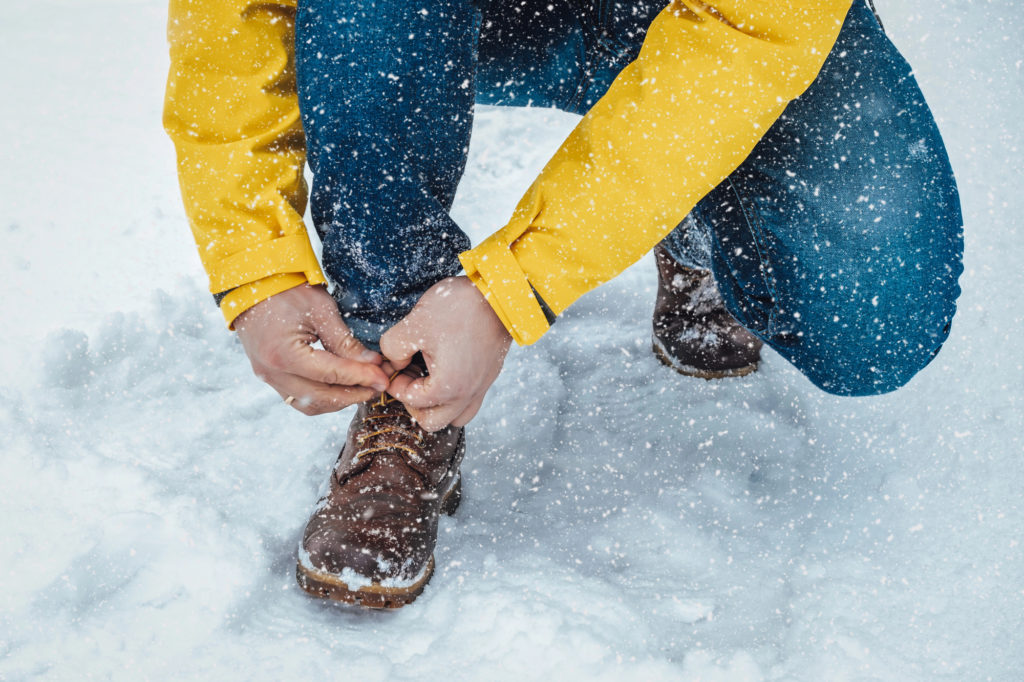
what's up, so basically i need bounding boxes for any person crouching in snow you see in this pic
[163,0,962,607]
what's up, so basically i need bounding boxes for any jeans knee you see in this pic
[771,286,957,397]
[796,344,938,397]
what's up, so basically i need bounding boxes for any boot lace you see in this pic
[351,391,428,474]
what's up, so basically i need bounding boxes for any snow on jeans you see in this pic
[295,0,963,397]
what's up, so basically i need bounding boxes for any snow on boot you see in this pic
[652,246,762,379]
[296,393,463,608]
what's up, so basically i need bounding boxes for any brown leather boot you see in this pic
[652,245,763,379]
[296,393,464,608]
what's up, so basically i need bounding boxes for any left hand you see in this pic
[380,276,512,431]
[234,284,389,416]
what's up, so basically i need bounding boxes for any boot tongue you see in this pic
[335,398,431,487]
[342,451,430,493]
[336,441,430,489]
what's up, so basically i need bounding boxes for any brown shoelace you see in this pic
[352,392,426,465]
[339,376,434,488]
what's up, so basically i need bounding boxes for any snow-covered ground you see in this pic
[2,1,1021,680]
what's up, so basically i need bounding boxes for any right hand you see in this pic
[380,276,511,432]
[234,284,390,415]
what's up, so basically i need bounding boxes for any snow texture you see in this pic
[1,1,1022,680]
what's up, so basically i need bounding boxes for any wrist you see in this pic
[458,276,512,344]
[458,275,512,343]
[221,274,318,330]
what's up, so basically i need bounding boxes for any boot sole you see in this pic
[295,474,462,609]
[652,337,759,380]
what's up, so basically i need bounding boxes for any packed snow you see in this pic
[1,1,1021,680]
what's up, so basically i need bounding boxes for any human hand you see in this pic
[234,284,390,415]
[380,276,512,431]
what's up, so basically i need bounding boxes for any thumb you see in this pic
[387,372,439,409]
[379,320,419,371]
[303,349,390,392]
[314,308,381,365]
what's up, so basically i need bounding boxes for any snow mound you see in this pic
[2,1,1022,679]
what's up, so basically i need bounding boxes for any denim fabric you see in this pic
[296,0,963,396]
[296,0,663,342]
[296,0,478,342]
[660,2,964,395]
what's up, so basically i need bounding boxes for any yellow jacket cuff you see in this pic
[219,270,327,329]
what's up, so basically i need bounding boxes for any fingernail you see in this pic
[373,381,388,392]
[359,350,380,363]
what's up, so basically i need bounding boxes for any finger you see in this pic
[387,375,446,410]
[379,322,419,372]
[407,401,465,433]
[312,308,382,365]
[271,374,378,416]
[385,372,415,401]
[450,394,485,428]
[291,347,390,392]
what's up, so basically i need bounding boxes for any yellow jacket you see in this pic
[164,0,852,339]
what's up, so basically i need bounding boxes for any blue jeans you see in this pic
[296,0,963,397]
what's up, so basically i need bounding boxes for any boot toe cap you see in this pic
[301,512,432,583]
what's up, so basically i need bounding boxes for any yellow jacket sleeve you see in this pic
[163,0,325,328]
[460,0,853,345]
